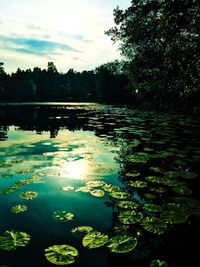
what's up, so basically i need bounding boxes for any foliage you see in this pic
[0,230,30,251]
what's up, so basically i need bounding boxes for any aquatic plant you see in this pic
[0,230,30,251]
[106,235,137,253]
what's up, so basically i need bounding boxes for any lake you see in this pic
[0,103,200,267]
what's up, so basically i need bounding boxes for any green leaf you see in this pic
[45,244,78,265]
[90,189,105,197]
[117,200,138,210]
[150,259,168,267]
[20,191,38,200]
[82,231,108,249]
[11,204,28,214]
[110,191,129,199]
[53,211,74,222]
[128,181,148,188]
[118,210,143,224]
[142,203,162,213]
[141,217,167,235]
[0,230,30,251]
[71,226,93,234]
[107,235,137,253]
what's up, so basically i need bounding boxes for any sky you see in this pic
[0,0,131,73]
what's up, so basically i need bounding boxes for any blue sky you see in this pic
[0,0,131,73]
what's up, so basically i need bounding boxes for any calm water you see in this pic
[0,103,200,267]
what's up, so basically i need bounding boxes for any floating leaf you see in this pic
[16,169,34,175]
[103,184,120,193]
[82,231,108,249]
[45,244,78,265]
[62,186,75,191]
[53,211,74,222]
[75,186,91,193]
[145,176,161,184]
[20,191,38,200]
[180,171,197,180]
[144,193,156,199]
[118,210,143,224]
[1,186,20,194]
[117,201,138,210]
[150,259,168,267]
[141,217,167,234]
[128,181,148,188]
[160,204,187,224]
[11,204,28,214]
[90,190,105,197]
[172,185,192,195]
[150,167,162,173]
[0,230,30,251]
[125,172,140,178]
[71,226,93,234]
[110,191,129,199]
[149,187,166,194]
[85,181,105,187]
[107,235,137,253]
[142,203,162,213]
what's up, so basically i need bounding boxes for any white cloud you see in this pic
[0,0,131,73]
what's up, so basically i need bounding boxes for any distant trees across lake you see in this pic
[1,0,200,114]
[0,61,131,104]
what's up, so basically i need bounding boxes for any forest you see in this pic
[0,0,200,113]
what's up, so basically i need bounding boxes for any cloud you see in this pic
[0,34,81,56]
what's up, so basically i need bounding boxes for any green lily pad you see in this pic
[150,167,163,173]
[20,191,38,200]
[103,184,120,192]
[128,181,148,188]
[16,169,34,175]
[141,217,167,235]
[11,205,28,214]
[150,259,168,267]
[107,235,137,253]
[145,176,161,184]
[53,211,74,222]
[90,189,105,197]
[62,186,75,191]
[149,187,166,194]
[173,197,200,216]
[0,173,13,178]
[118,210,143,224]
[142,203,162,213]
[45,244,78,265]
[117,201,139,210]
[160,205,187,224]
[75,186,91,193]
[71,226,93,234]
[180,171,197,179]
[82,231,108,249]
[1,186,20,194]
[172,185,192,195]
[0,230,30,251]
[85,181,106,187]
[110,191,129,199]
[125,172,140,178]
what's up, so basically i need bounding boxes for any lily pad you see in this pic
[62,186,75,191]
[11,204,28,214]
[107,235,137,253]
[20,191,38,200]
[1,186,20,194]
[160,205,187,224]
[85,181,105,187]
[145,176,162,184]
[45,244,78,265]
[75,186,91,193]
[128,181,148,188]
[16,169,34,175]
[142,203,162,213]
[172,185,192,195]
[53,211,74,222]
[90,189,105,197]
[110,191,129,200]
[71,226,93,234]
[117,201,139,210]
[180,171,197,180]
[82,231,108,249]
[150,259,168,267]
[125,172,140,178]
[118,210,143,224]
[103,184,120,192]
[0,230,30,251]
[141,217,167,235]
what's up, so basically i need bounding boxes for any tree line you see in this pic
[1,0,200,113]
[0,61,130,104]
